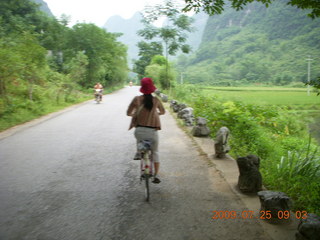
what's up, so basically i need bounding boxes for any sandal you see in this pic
[152,177,161,184]
[133,152,141,160]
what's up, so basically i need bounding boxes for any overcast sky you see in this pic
[44,0,181,27]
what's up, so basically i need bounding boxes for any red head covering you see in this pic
[140,77,156,94]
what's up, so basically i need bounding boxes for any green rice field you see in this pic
[200,86,320,107]
[199,86,320,143]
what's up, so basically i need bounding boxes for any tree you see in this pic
[65,23,128,88]
[183,0,320,19]
[16,33,47,101]
[66,51,89,86]
[133,41,163,79]
[309,77,320,95]
[145,55,175,89]
[138,0,193,89]
[0,0,51,35]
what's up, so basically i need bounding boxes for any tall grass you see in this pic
[277,142,319,181]
[272,137,320,213]
[0,89,91,132]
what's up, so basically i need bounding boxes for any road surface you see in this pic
[0,86,271,240]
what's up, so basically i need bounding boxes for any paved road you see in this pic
[0,86,271,240]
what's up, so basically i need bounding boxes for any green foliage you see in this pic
[140,0,193,56]
[182,0,320,19]
[145,55,175,90]
[170,84,320,214]
[270,139,320,213]
[151,55,167,66]
[65,51,89,85]
[133,41,163,79]
[64,23,128,88]
[309,76,320,95]
[136,0,193,87]
[0,0,45,34]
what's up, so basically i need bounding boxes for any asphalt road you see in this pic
[0,86,271,240]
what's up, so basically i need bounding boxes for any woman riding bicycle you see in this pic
[127,78,165,184]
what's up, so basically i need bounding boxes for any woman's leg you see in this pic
[154,162,160,175]
[135,127,161,182]
[151,131,160,177]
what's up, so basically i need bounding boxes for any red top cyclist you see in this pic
[127,78,165,184]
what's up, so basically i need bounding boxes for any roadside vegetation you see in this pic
[0,0,128,132]
[132,0,320,215]
[168,84,320,215]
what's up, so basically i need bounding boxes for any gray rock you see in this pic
[171,101,184,113]
[237,155,262,193]
[178,107,194,126]
[257,191,292,223]
[214,126,230,158]
[192,117,211,137]
[175,103,187,113]
[160,93,168,102]
[170,100,178,108]
[154,89,161,96]
[296,213,320,240]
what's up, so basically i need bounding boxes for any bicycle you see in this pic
[137,140,153,202]
[94,89,103,103]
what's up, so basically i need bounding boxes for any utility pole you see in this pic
[306,55,313,96]
[180,72,184,84]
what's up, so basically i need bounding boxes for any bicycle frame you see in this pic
[140,150,153,177]
[138,140,153,202]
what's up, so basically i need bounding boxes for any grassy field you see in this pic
[174,85,320,214]
[199,85,320,143]
[201,86,320,107]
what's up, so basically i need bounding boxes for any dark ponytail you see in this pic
[143,94,153,111]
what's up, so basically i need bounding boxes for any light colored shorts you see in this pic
[134,127,159,163]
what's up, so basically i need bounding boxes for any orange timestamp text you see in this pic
[211,210,308,220]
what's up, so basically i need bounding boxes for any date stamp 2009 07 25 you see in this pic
[211,210,308,220]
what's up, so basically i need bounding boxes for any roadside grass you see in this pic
[0,84,125,133]
[169,84,320,215]
[0,94,91,132]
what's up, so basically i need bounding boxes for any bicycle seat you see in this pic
[137,140,152,151]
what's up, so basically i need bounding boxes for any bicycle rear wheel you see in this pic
[144,174,150,202]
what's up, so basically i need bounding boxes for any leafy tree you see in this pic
[38,16,71,71]
[64,23,128,88]
[138,0,193,89]
[145,55,175,89]
[0,32,46,103]
[66,51,89,86]
[309,77,320,95]
[16,32,47,101]
[183,0,320,19]
[132,41,163,79]
[0,0,52,35]
[0,37,21,104]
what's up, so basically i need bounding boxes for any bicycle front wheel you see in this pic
[144,174,150,202]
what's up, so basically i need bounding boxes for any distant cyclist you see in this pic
[94,82,103,101]
[127,78,165,184]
